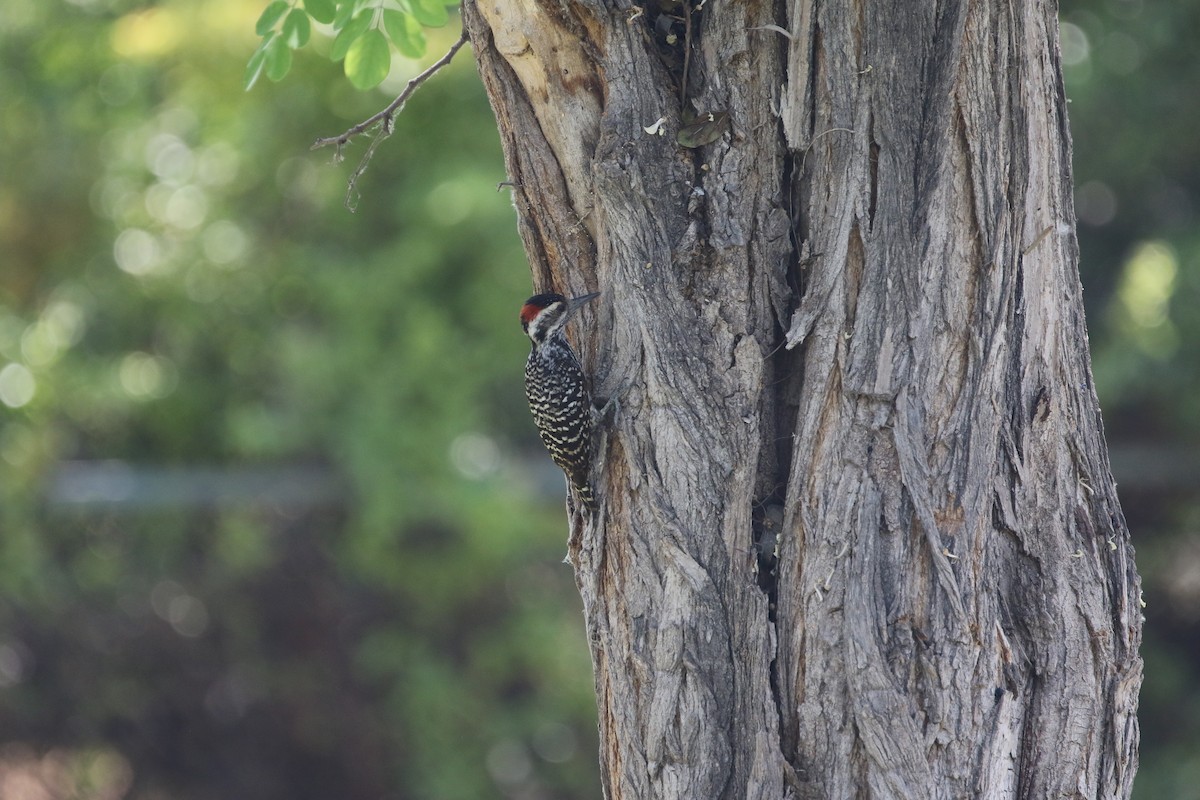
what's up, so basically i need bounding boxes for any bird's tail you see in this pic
[573,480,598,514]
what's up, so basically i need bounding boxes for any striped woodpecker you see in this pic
[520,291,600,513]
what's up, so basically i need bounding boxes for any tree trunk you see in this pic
[465,0,1143,795]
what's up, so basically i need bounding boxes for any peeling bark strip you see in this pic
[466,0,1142,795]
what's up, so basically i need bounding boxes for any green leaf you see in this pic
[244,39,271,90]
[344,28,391,89]
[282,9,311,48]
[330,10,372,61]
[382,10,426,59]
[408,0,449,28]
[255,0,289,35]
[333,0,362,29]
[264,34,294,81]
[304,0,337,24]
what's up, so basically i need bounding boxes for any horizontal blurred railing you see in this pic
[44,461,347,511]
[40,443,1197,512]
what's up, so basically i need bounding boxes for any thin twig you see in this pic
[680,0,692,111]
[311,29,469,152]
[798,126,856,174]
[1021,224,1054,255]
[748,24,793,41]
[311,29,470,209]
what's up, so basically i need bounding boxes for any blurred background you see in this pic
[0,0,1195,798]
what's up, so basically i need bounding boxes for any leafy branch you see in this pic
[311,29,470,210]
[246,0,457,91]
[246,0,469,208]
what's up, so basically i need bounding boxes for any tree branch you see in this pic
[311,29,470,210]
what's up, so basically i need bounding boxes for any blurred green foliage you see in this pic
[1061,1,1200,796]
[0,0,598,797]
[0,0,1197,797]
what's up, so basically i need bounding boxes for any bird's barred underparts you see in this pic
[520,292,600,513]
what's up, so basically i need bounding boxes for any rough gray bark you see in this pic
[465,0,1143,796]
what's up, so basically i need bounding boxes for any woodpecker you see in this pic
[520,291,600,513]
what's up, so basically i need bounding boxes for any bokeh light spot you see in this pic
[1076,180,1117,227]
[427,180,476,226]
[21,302,83,367]
[1115,240,1179,357]
[202,220,249,265]
[0,363,36,408]
[168,594,210,638]
[450,432,501,479]
[111,7,182,59]
[196,142,240,188]
[0,642,28,687]
[165,184,209,230]
[119,352,176,399]
[1059,22,1090,66]
[146,133,194,184]
[532,721,578,763]
[151,580,210,637]
[486,739,533,787]
[113,228,162,275]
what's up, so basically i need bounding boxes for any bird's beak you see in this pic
[566,291,600,317]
